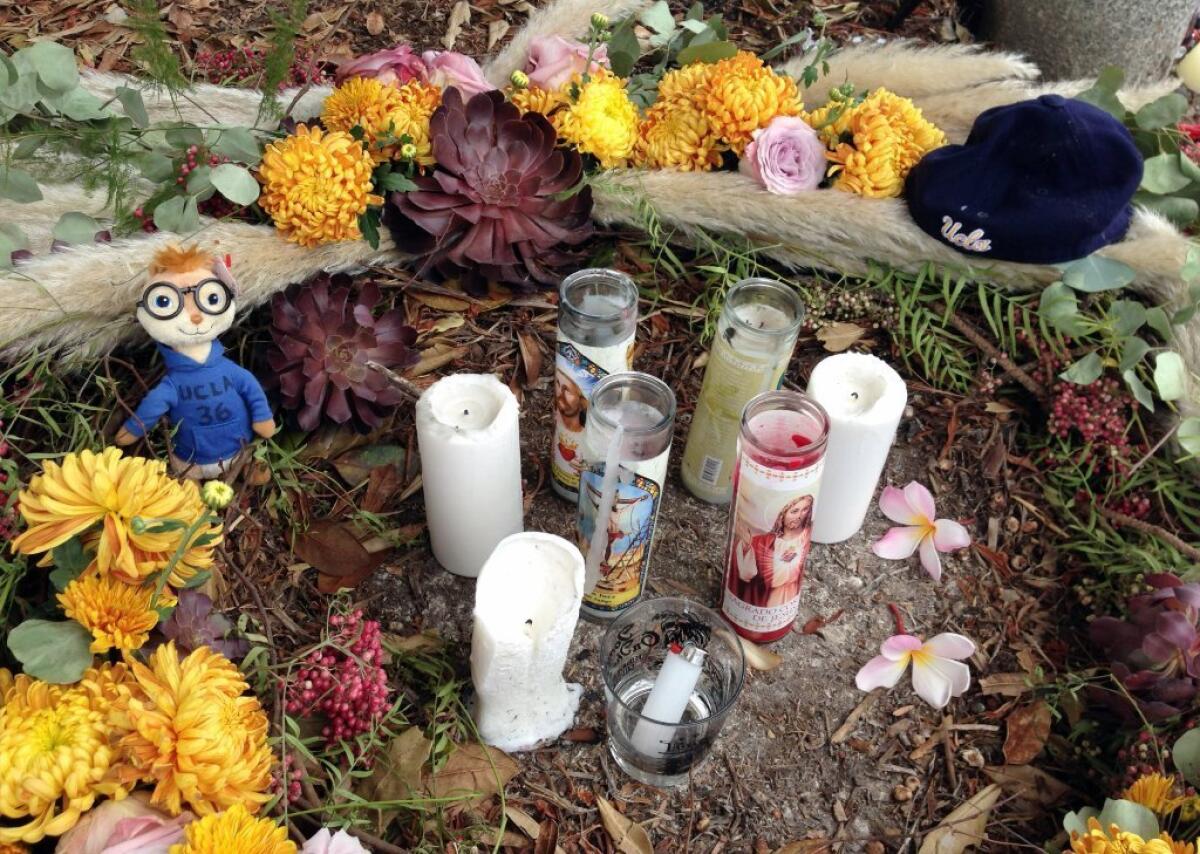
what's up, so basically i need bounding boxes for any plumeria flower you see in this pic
[872,481,971,581]
[855,633,976,709]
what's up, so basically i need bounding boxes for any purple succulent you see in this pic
[1090,573,1200,721]
[157,589,249,660]
[384,88,594,295]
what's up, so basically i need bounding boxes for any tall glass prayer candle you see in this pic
[551,269,639,503]
[681,278,803,505]
[720,391,829,643]
[577,372,676,621]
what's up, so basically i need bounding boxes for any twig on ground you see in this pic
[366,360,426,401]
[1096,504,1200,563]
[940,715,957,791]
[936,303,1046,400]
[832,691,879,744]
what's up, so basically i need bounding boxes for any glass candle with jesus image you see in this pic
[721,391,829,643]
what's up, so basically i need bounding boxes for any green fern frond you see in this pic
[127,0,187,91]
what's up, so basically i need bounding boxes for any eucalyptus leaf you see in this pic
[1182,248,1200,282]
[0,165,42,202]
[210,163,260,205]
[1179,416,1200,456]
[21,42,78,92]
[680,18,708,33]
[1118,336,1150,372]
[186,165,213,195]
[1181,151,1200,183]
[1096,800,1159,842]
[153,195,200,233]
[52,211,101,245]
[0,223,28,270]
[0,53,16,87]
[115,85,149,127]
[1060,351,1104,385]
[210,127,261,163]
[1134,192,1199,228]
[676,40,738,65]
[165,125,205,149]
[1146,306,1174,341]
[1134,92,1188,130]
[1110,299,1146,336]
[607,22,640,77]
[1039,281,1088,335]
[1122,369,1154,411]
[137,152,175,182]
[1073,66,1126,120]
[7,619,94,684]
[1061,255,1135,292]
[1174,729,1200,786]
[1153,351,1187,400]
[13,134,44,158]
[639,1,675,35]
[1062,807,1100,838]
[1141,153,1191,195]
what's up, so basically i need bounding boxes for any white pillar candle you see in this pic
[806,353,907,544]
[630,643,706,758]
[470,532,585,752]
[416,374,524,577]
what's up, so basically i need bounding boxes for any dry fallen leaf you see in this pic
[442,0,471,49]
[517,330,544,388]
[426,314,466,335]
[358,727,432,832]
[365,10,385,34]
[384,631,444,654]
[815,321,866,352]
[597,797,653,854]
[411,344,470,376]
[917,784,1001,854]
[332,443,407,487]
[1002,701,1052,765]
[773,842,833,854]
[428,742,519,806]
[984,764,1075,805]
[293,519,388,592]
[978,673,1032,697]
[487,19,510,49]
[739,635,783,671]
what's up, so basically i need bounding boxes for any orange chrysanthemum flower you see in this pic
[508,84,569,117]
[11,448,219,587]
[112,643,272,817]
[1122,773,1188,816]
[656,62,714,108]
[258,125,383,247]
[58,572,159,653]
[700,52,802,155]
[1070,817,1195,854]
[634,97,722,171]
[321,76,441,165]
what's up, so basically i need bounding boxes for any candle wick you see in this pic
[525,619,533,626]
[464,408,470,416]
[851,392,859,400]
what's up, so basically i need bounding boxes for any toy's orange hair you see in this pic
[149,244,214,276]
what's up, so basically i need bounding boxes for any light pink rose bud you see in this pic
[335,44,428,87]
[54,794,193,854]
[739,116,828,194]
[301,828,371,854]
[524,36,609,91]
[420,50,494,96]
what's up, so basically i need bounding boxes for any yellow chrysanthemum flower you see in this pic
[1123,773,1187,816]
[0,668,13,707]
[167,804,295,854]
[806,88,946,198]
[555,70,639,168]
[11,448,220,587]
[0,843,29,853]
[701,52,803,155]
[1070,818,1195,854]
[321,76,440,165]
[508,84,569,117]
[657,62,714,108]
[112,642,272,817]
[258,125,383,248]
[634,97,722,171]
[0,674,128,845]
[58,572,158,653]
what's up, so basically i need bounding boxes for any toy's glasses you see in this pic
[137,279,233,321]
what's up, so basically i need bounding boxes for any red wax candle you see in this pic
[721,392,830,643]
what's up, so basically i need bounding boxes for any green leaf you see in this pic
[639,0,675,35]
[181,569,212,589]
[1153,351,1187,400]
[0,52,17,86]
[1133,192,1199,227]
[1110,299,1146,336]
[1118,335,1150,372]
[359,207,381,250]
[52,211,101,245]
[21,42,78,92]
[0,165,42,202]
[1134,92,1188,130]
[1179,416,1200,456]
[676,40,738,65]
[1146,305,1174,340]
[186,165,213,196]
[115,84,149,127]
[607,21,640,77]
[1174,729,1200,786]
[761,28,814,62]
[378,171,417,192]
[48,536,92,590]
[1097,800,1159,842]
[165,125,205,149]
[1039,281,1088,335]
[1141,153,1191,195]
[13,134,44,158]
[1062,807,1100,838]
[209,163,260,205]
[1061,351,1104,385]
[0,223,28,268]
[1061,255,1136,292]
[1182,247,1200,282]
[1122,369,1155,411]
[1074,66,1126,120]
[41,87,109,120]
[137,152,175,182]
[7,619,93,684]
[210,127,261,163]
[153,195,200,233]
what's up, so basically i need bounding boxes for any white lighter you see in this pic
[630,642,707,759]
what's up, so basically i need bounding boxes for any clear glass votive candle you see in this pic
[681,278,803,505]
[551,269,639,503]
[601,596,746,787]
[576,372,676,621]
[720,390,830,643]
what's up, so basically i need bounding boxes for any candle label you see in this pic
[681,335,790,497]
[721,454,823,636]
[577,463,663,614]
[551,338,634,499]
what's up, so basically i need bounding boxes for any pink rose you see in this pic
[420,51,494,96]
[55,795,193,854]
[524,37,609,91]
[335,45,428,87]
[300,828,370,854]
[739,116,827,194]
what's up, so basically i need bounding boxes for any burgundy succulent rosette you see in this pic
[268,276,418,431]
[384,88,594,294]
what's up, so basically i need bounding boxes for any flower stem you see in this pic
[887,602,906,635]
[149,513,213,609]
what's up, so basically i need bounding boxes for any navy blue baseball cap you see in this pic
[905,94,1144,264]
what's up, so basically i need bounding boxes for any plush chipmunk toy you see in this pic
[115,244,276,478]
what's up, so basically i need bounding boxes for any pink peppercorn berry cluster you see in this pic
[284,609,392,747]
[269,751,304,805]
[193,46,327,89]
[1114,722,1198,791]
[133,146,238,232]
